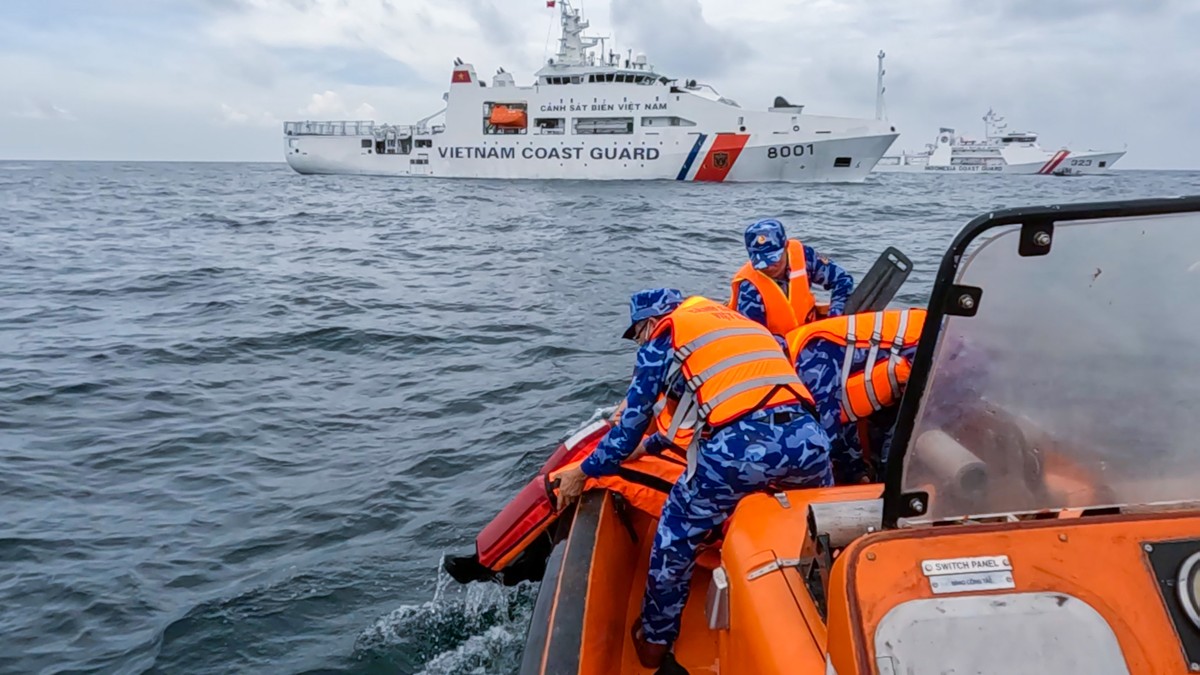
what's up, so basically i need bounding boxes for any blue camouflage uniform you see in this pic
[794,337,918,483]
[734,219,855,345]
[582,288,834,646]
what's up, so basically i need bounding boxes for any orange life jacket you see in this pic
[649,296,816,478]
[787,308,926,424]
[478,421,684,573]
[550,450,686,519]
[728,239,817,335]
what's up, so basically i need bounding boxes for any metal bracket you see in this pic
[747,556,802,581]
[1019,220,1055,257]
[943,285,981,317]
[774,492,791,509]
[899,491,930,518]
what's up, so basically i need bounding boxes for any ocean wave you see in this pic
[2,161,1193,673]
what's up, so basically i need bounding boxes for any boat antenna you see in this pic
[543,1,557,64]
[875,50,887,121]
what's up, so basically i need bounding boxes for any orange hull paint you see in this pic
[523,484,1200,674]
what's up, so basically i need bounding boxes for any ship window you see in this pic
[605,74,615,82]
[641,116,696,127]
[834,157,852,168]
[535,117,565,134]
[1099,161,1107,168]
[415,139,432,148]
[588,75,596,82]
[571,76,582,84]
[361,139,372,148]
[573,117,634,134]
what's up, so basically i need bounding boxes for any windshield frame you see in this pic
[882,195,1200,528]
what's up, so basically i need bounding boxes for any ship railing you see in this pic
[283,120,377,137]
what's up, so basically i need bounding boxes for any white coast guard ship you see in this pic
[283,1,898,182]
[875,109,1126,175]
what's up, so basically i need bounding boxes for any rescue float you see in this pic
[282,0,898,182]
[447,194,1200,673]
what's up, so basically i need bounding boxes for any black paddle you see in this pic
[843,246,912,314]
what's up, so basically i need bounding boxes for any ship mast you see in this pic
[553,0,600,67]
[875,50,887,121]
[983,108,1007,142]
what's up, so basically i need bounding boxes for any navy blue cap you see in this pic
[744,218,787,270]
[622,288,684,339]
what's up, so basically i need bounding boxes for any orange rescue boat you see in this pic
[454,195,1200,674]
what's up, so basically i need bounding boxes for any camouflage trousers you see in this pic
[640,405,834,644]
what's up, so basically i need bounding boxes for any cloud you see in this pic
[202,0,535,78]
[219,103,278,127]
[609,0,751,78]
[995,0,1171,22]
[300,91,377,119]
[10,99,75,121]
[0,0,1194,167]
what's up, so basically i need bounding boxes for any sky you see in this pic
[0,0,1196,168]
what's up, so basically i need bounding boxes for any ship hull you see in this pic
[285,131,898,183]
[1001,150,1126,175]
[875,150,1126,175]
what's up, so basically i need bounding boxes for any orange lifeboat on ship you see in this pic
[488,104,527,128]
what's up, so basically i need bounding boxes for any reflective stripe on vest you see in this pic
[787,308,926,424]
[650,296,815,480]
[728,239,816,335]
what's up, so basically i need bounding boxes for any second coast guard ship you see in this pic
[875,109,1126,175]
[283,0,898,182]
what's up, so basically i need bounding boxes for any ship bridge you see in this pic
[535,0,663,85]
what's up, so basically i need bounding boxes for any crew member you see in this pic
[788,308,925,484]
[555,288,833,667]
[730,218,855,349]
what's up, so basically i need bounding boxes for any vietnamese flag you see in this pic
[451,69,471,83]
[546,0,555,6]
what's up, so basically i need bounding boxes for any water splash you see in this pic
[354,559,539,674]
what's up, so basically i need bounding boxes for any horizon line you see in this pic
[0,158,1196,172]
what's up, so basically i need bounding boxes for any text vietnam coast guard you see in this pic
[437,146,662,161]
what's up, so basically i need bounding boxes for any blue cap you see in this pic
[622,288,684,339]
[744,218,787,270]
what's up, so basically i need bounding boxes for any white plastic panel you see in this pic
[874,592,1130,674]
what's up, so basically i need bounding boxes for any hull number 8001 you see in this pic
[767,144,815,159]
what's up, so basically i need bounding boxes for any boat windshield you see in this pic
[898,208,1200,525]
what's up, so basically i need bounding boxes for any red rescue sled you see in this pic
[476,418,610,570]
